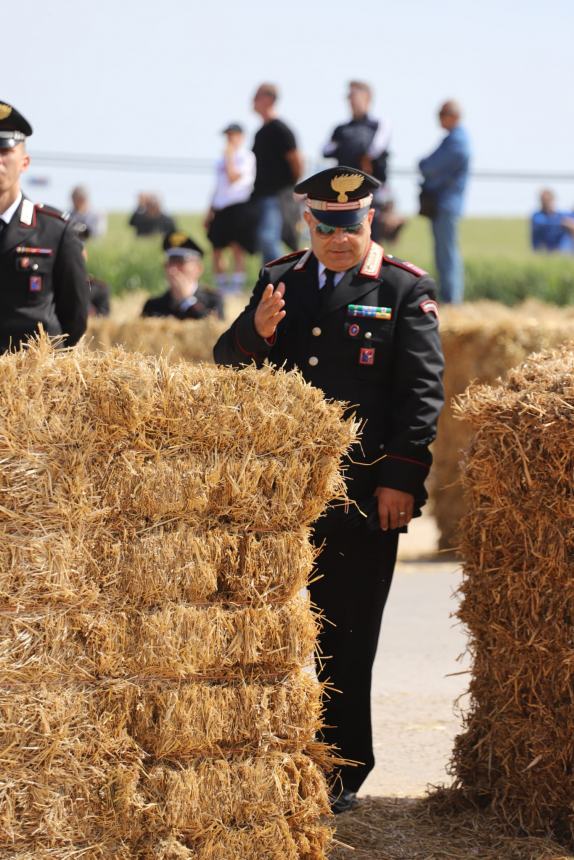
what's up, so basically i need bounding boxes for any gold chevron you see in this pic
[168,232,188,247]
[330,172,364,203]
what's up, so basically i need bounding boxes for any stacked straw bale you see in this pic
[86,314,226,364]
[0,337,357,858]
[451,344,574,844]
[432,301,574,550]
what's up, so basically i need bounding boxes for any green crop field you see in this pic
[88,213,574,306]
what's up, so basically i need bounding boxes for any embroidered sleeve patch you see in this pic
[420,299,439,318]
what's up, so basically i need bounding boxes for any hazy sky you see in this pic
[5,0,574,215]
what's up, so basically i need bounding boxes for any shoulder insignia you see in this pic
[383,254,427,278]
[420,299,439,318]
[359,241,384,278]
[36,203,69,222]
[20,199,35,226]
[264,248,308,268]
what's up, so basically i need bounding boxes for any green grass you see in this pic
[87,213,574,306]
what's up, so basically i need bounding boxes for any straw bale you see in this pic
[0,528,314,609]
[0,341,356,533]
[0,338,353,858]
[141,817,331,860]
[0,675,323,851]
[128,671,321,757]
[0,672,319,776]
[141,751,329,835]
[0,597,316,682]
[102,450,339,531]
[449,344,574,845]
[86,315,226,365]
[0,749,329,853]
[0,340,355,459]
[431,301,574,549]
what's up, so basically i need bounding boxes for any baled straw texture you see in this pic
[0,597,316,683]
[0,340,356,532]
[449,345,574,845]
[0,527,315,609]
[431,300,574,550]
[0,337,356,857]
[86,314,226,365]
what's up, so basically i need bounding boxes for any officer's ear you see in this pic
[366,208,375,226]
[18,143,30,173]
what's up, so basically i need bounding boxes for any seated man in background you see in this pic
[129,193,177,237]
[142,233,223,320]
[531,189,574,253]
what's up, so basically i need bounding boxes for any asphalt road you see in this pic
[359,524,470,798]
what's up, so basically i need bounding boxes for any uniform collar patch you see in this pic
[359,241,384,278]
[20,199,35,226]
[293,249,312,271]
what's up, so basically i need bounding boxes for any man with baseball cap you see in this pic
[0,100,89,353]
[142,232,223,320]
[214,165,444,813]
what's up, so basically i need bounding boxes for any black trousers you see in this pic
[309,524,399,792]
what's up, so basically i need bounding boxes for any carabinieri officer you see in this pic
[214,166,444,813]
[0,100,89,353]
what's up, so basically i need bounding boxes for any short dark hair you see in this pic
[349,80,372,98]
[256,83,278,103]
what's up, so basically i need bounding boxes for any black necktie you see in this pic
[321,268,336,305]
[0,220,5,236]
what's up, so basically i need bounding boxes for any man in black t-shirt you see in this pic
[324,81,405,243]
[252,83,303,262]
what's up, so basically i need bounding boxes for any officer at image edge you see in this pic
[0,100,89,354]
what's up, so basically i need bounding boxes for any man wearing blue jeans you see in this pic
[419,101,470,304]
[252,83,303,263]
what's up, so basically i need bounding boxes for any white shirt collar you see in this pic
[0,192,23,225]
[318,261,345,289]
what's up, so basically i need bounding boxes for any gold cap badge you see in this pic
[168,232,187,247]
[330,173,365,203]
[0,104,13,121]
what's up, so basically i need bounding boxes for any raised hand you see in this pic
[254,282,286,340]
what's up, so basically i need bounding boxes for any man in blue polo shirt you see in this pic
[419,100,471,304]
[531,189,574,253]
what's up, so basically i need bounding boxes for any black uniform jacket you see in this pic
[213,242,444,521]
[142,287,224,321]
[0,198,89,353]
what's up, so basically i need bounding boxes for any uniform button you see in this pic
[312,326,322,336]
[308,356,319,367]
[365,331,372,339]
[32,263,39,271]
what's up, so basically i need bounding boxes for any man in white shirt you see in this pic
[205,123,256,295]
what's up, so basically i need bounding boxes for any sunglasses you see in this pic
[315,222,365,236]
